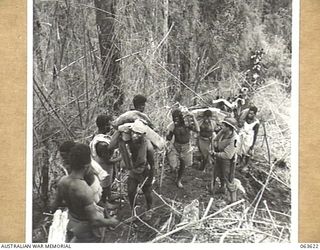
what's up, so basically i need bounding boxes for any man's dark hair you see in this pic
[249,105,258,114]
[171,109,185,125]
[203,109,212,117]
[69,143,91,170]
[59,141,76,153]
[133,94,147,108]
[96,114,112,129]
[172,109,182,118]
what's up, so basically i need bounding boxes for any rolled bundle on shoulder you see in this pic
[118,120,165,150]
[179,107,195,127]
[118,122,133,142]
[191,107,227,123]
[112,110,153,128]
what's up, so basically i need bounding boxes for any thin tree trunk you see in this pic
[94,0,122,111]
[178,48,190,104]
[41,141,49,208]
[163,0,169,100]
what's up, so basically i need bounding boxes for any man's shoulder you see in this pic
[57,175,68,187]
[70,179,94,200]
[60,176,91,192]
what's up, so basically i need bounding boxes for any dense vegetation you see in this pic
[33,0,292,243]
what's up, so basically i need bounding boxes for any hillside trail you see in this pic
[101,151,290,243]
[33,91,291,243]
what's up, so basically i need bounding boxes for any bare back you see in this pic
[58,176,95,221]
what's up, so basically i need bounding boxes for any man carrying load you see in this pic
[197,109,216,171]
[166,108,200,188]
[115,121,155,220]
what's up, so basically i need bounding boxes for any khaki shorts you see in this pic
[198,136,211,159]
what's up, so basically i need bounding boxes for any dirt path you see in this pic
[102,164,238,243]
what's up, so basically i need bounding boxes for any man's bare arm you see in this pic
[109,131,121,150]
[76,183,119,228]
[146,140,155,169]
[50,176,67,212]
[251,123,260,149]
[84,204,119,228]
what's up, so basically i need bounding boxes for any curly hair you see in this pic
[249,105,258,114]
[69,143,91,170]
[133,94,147,108]
[96,114,112,129]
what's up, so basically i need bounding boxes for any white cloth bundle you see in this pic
[47,209,69,243]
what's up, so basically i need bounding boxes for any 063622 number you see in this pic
[300,244,319,249]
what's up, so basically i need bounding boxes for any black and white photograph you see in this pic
[31,0,297,244]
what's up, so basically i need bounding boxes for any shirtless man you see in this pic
[197,110,215,171]
[58,141,105,204]
[166,109,199,188]
[53,143,119,243]
[238,105,260,169]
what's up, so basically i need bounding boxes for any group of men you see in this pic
[51,94,260,243]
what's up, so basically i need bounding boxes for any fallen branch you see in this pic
[258,208,291,218]
[249,172,271,191]
[263,200,281,235]
[160,212,173,232]
[254,166,290,189]
[151,199,245,243]
[133,177,149,216]
[135,216,162,235]
[114,204,164,229]
[153,190,182,216]
[202,197,214,219]
[278,227,285,242]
